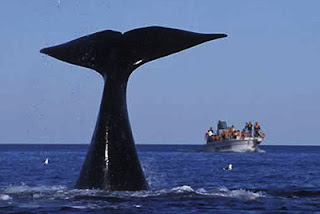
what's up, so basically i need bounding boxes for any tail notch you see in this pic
[40,26,227,77]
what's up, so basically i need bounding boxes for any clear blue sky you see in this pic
[0,1,319,145]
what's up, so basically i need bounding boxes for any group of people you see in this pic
[245,121,262,138]
[205,121,264,142]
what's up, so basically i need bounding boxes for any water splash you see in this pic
[171,185,194,193]
[212,187,266,200]
[255,147,266,153]
[1,184,265,202]
[0,194,12,201]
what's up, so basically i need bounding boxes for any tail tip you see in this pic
[40,48,48,54]
[218,33,228,39]
[40,48,46,54]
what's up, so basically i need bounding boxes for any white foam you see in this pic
[213,187,266,200]
[69,205,87,209]
[128,190,157,198]
[32,194,41,198]
[226,147,256,153]
[255,148,266,153]
[5,184,66,194]
[118,185,196,198]
[171,185,194,193]
[68,188,104,196]
[0,194,12,200]
[1,184,265,202]
[124,185,265,201]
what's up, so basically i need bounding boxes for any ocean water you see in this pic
[0,144,319,213]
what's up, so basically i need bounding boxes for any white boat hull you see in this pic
[204,138,263,152]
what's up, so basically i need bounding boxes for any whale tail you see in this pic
[40,26,227,77]
[40,26,227,191]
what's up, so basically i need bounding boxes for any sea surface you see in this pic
[0,144,319,213]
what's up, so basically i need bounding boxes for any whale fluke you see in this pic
[40,27,226,78]
[40,26,227,191]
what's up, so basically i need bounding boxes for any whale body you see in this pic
[40,26,227,191]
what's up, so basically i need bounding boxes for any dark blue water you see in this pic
[0,144,319,213]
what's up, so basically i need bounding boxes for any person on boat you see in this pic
[217,120,223,135]
[254,122,261,137]
[206,127,214,142]
[234,130,241,139]
[221,130,227,140]
[245,122,248,130]
[227,129,232,139]
[241,129,245,139]
[244,122,248,136]
[260,131,266,139]
[247,122,253,137]
[230,125,235,133]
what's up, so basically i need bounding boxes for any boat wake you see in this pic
[217,146,265,153]
[255,147,266,153]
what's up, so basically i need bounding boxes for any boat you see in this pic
[204,121,265,152]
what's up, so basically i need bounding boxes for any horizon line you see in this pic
[0,142,319,146]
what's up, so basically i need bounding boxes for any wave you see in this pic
[0,184,266,202]
[167,185,265,200]
[77,185,265,201]
[7,184,320,212]
[274,189,320,198]
[211,187,266,200]
[8,184,317,201]
[5,184,66,194]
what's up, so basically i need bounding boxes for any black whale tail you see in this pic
[40,26,227,191]
[40,26,227,77]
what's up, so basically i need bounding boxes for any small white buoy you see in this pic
[223,164,232,170]
[43,158,49,165]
